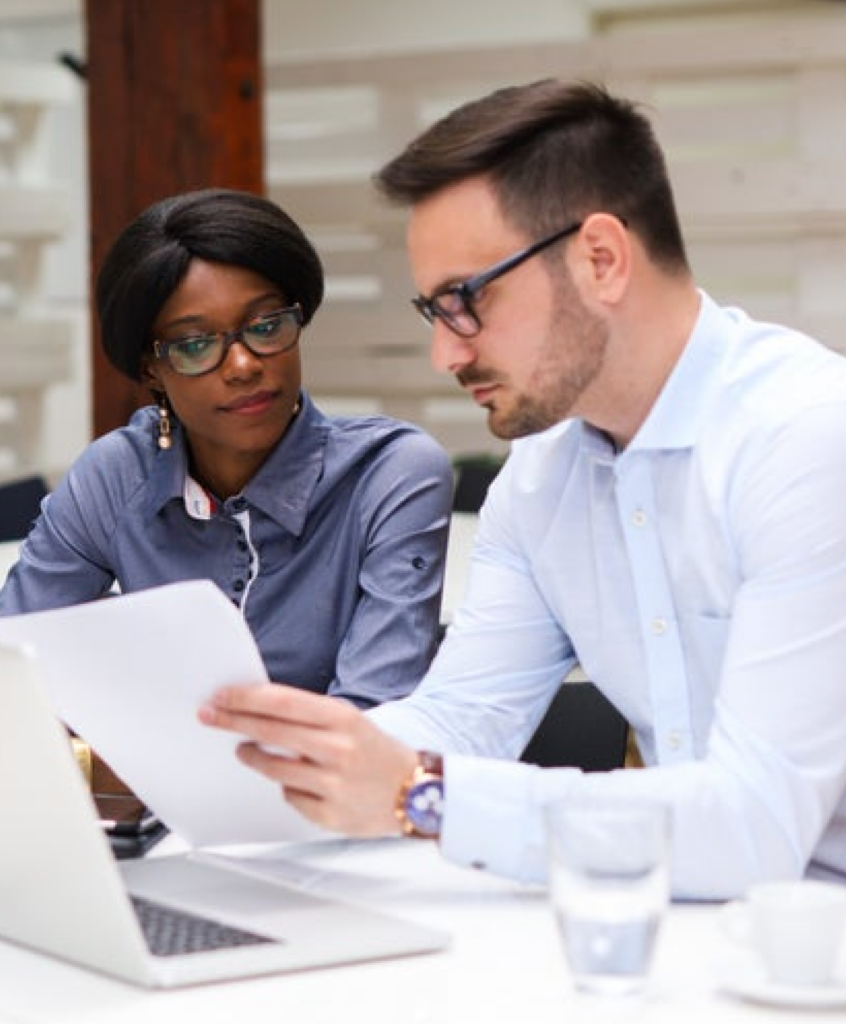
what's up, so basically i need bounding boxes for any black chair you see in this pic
[452,455,505,513]
[0,475,48,542]
[520,680,629,771]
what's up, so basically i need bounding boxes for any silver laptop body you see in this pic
[0,642,448,988]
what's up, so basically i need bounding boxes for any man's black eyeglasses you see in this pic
[153,305,304,377]
[411,221,583,338]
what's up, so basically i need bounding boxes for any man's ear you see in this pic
[575,212,630,305]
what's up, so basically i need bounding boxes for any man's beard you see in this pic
[474,286,608,440]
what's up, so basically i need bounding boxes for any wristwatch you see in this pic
[395,750,444,839]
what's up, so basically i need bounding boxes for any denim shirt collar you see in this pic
[143,390,329,537]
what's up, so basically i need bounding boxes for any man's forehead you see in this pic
[407,181,523,288]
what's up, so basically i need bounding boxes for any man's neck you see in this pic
[583,280,701,450]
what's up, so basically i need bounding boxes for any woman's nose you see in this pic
[220,337,263,379]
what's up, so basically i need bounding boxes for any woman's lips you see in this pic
[221,391,277,415]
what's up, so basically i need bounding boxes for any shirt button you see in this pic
[652,617,668,635]
[667,730,682,751]
[233,579,246,592]
[632,509,647,527]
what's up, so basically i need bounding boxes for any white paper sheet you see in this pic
[0,580,328,847]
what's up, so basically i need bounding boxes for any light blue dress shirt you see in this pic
[371,292,846,898]
[0,392,453,709]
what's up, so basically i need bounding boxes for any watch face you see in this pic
[406,776,444,837]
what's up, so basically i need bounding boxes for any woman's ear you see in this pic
[140,357,162,392]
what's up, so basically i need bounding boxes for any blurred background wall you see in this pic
[2,0,846,483]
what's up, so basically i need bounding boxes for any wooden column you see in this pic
[85,0,264,437]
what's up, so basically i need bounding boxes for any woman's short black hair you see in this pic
[96,188,325,381]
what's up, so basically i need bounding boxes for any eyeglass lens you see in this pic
[412,221,583,338]
[159,306,302,376]
[414,289,478,335]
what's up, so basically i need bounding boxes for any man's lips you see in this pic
[220,391,278,414]
[464,381,499,405]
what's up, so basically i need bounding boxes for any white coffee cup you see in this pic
[723,880,846,987]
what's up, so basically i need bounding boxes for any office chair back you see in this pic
[0,475,48,542]
[520,681,629,771]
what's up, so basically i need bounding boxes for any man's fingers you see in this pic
[203,683,352,729]
[202,704,357,767]
[237,742,318,787]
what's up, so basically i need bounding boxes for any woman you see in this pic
[0,188,453,708]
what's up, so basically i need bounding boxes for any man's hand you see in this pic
[198,684,418,837]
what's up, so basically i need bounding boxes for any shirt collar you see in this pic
[143,391,329,536]
[240,390,328,536]
[624,290,731,454]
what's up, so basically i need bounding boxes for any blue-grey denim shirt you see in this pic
[0,392,453,708]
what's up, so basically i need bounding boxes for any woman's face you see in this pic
[144,258,303,498]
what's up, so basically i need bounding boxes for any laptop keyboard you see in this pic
[130,894,276,957]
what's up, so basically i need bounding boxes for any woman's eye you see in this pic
[177,335,216,357]
[248,316,283,339]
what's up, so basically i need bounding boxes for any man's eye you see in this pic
[435,288,469,315]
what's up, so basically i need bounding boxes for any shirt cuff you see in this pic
[440,754,579,885]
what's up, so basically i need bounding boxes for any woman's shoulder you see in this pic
[66,406,159,479]
[327,413,451,473]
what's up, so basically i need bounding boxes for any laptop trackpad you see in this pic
[121,854,322,926]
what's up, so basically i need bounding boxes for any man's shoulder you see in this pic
[722,319,846,418]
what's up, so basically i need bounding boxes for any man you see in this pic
[199,80,846,899]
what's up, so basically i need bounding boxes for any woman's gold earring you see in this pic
[156,394,173,451]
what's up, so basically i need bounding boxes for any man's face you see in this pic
[407,177,608,440]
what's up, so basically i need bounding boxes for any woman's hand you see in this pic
[198,683,418,836]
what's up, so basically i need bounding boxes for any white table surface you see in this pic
[0,835,842,1024]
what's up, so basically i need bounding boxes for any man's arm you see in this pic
[199,404,846,900]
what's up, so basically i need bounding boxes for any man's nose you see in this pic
[429,320,476,376]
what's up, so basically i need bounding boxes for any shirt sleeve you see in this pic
[369,456,578,753]
[0,444,122,615]
[329,429,454,708]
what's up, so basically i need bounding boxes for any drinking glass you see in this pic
[545,797,671,996]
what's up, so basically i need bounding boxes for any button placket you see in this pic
[616,458,692,765]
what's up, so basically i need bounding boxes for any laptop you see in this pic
[0,642,449,988]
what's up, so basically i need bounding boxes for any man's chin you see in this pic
[488,406,559,441]
[487,414,530,442]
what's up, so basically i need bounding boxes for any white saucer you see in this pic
[717,951,846,1009]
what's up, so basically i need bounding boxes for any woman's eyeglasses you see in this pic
[153,304,304,377]
[411,221,583,338]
